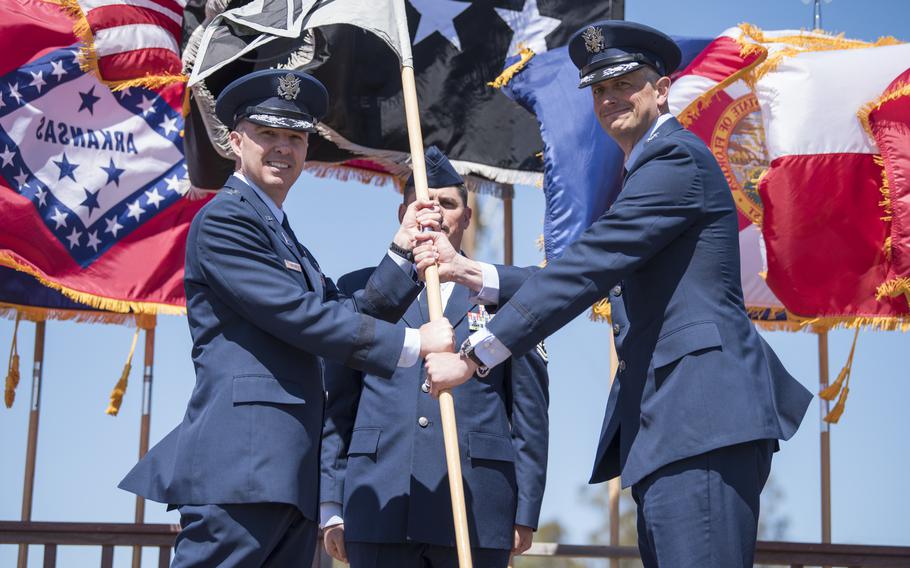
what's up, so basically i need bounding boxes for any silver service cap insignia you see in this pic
[582,26,605,54]
[277,73,301,100]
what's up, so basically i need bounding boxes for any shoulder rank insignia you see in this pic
[277,73,301,100]
[467,305,493,331]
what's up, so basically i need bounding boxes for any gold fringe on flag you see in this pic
[45,0,187,91]
[4,313,21,408]
[875,277,910,308]
[0,253,185,316]
[819,327,860,423]
[590,298,612,323]
[106,324,140,416]
[488,47,535,89]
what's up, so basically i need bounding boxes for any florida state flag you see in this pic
[672,25,910,327]
[0,0,207,314]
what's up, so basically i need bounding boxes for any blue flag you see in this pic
[502,37,711,261]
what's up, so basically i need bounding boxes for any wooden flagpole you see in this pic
[818,331,832,547]
[132,316,156,568]
[607,328,620,568]
[394,2,472,565]
[17,319,46,568]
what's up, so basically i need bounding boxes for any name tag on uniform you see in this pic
[284,259,302,272]
[468,306,493,331]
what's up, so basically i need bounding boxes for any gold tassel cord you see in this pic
[590,298,612,323]
[106,325,141,416]
[4,313,21,408]
[488,47,535,89]
[820,327,860,424]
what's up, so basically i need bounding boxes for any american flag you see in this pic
[62,0,186,89]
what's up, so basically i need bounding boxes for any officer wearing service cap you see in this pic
[420,21,812,568]
[320,146,549,568]
[119,69,456,567]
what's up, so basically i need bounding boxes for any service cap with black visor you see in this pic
[568,20,682,88]
[215,68,328,132]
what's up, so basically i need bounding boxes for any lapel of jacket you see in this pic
[626,116,685,174]
[444,283,472,331]
[401,294,425,328]
[228,177,319,294]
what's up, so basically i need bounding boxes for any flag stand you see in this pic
[17,319,46,568]
[132,316,156,568]
[395,2,473,566]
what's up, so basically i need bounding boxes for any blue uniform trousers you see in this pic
[346,541,510,568]
[632,439,775,568]
[172,503,316,567]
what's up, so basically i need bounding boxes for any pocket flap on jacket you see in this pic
[652,321,722,368]
[468,432,515,462]
[232,376,306,405]
[348,428,381,455]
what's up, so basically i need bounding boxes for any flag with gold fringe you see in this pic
[0,0,210,317]
[49,0,187,91]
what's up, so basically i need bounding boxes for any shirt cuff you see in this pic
[469,261,500,304]
[387,249,414,273]
[319,502,344,529]
[398,327,421,367]
[469,328,511,368]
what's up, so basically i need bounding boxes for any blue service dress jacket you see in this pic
[321,269,549,550]
[119,176,422,522]
[485,117,812,488]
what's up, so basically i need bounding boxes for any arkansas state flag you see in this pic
[753,34,910,324]
[0,0,208,314]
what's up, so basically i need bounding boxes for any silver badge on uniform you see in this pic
[285,259,302,272]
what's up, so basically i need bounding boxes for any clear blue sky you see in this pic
[2,1,909,566]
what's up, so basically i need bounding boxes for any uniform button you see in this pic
[418,416,429,428]
[421,381,430,393]
[618,360,626,372]
[611,285,622,297]
[612,323,621,336]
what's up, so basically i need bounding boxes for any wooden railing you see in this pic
[3,521,910,567]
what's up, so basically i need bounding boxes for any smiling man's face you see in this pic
[590,66,670,150]
[229,119,309,196]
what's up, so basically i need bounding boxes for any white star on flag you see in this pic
[164,174,182,193]
[13,170,28,187]
[494,0,561,57]
[118,87,132,99]
[65,227,82,249]
[8,81,22,104]
[410,0,471,51]
[104,215,123,237]
[50,60,67,81]
[145,188,165,208]
[86,230,101,252]
[138,95,156,116]
[159,115,178,136]
[127,199,145,221]
[0,146,15,167]
[51,207,68,229]
[35,187,47,207]
[29,70,47,93]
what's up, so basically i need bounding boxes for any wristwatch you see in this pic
[388,241,414,263]
[459,338,491,378]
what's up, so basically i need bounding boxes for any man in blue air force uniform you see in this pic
[421,22,813,567]
[118,69,454,567]
[319,147,549,568]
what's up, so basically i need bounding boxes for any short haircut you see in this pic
[403,181,469,207]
